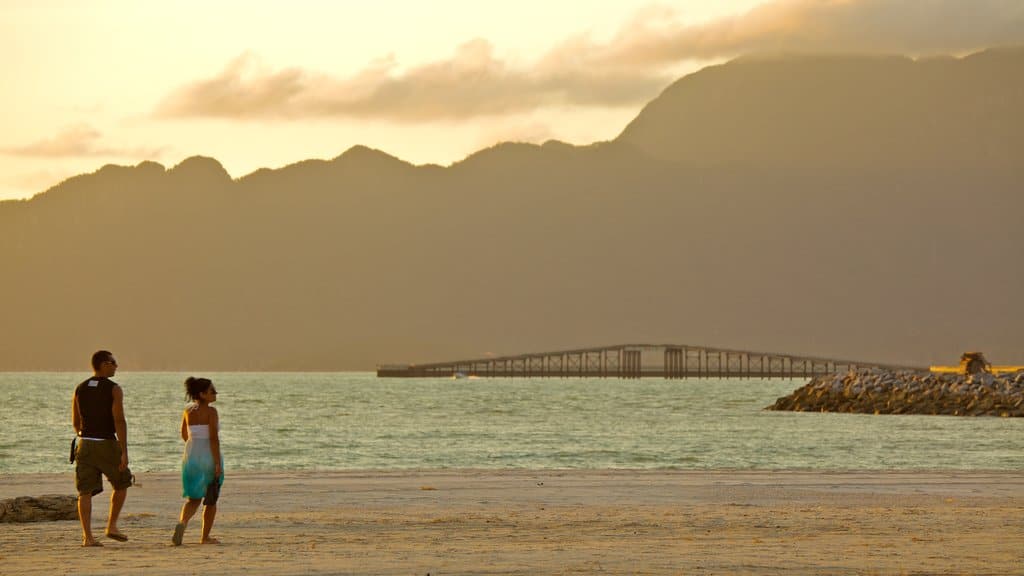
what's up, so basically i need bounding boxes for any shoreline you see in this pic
[2,469,1022,574]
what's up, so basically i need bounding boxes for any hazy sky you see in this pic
[2,0,1021,201]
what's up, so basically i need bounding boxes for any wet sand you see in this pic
[1,470,1022,575]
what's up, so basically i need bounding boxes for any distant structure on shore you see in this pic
[930,351,1024,375]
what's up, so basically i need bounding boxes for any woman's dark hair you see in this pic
[184,376,214,402]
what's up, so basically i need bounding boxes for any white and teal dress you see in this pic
[181,424,224,500]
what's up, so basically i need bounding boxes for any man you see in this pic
[71,350,132,547]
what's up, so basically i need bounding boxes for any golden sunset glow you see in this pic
[2,0,1019,201]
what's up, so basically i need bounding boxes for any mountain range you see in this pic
[2,47,1022,370]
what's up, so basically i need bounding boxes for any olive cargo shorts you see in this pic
[75,439,133,496]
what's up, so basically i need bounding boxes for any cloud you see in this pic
[156,45,668,122]
[156,0,1024,122]
[595,0,1024,66]
[3,124,164,158]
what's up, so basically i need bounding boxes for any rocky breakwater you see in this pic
[768,370,1024,416]
[0,495,78,523]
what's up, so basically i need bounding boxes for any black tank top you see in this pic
[75,377,117,439]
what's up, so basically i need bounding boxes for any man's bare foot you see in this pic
[82,539,103,547]
[200,537,221,545]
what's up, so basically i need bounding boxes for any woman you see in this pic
[172,376,223,545]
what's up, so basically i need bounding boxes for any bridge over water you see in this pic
[376,344,926,379]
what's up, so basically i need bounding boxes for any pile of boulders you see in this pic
[767,369,1024,416]
[0,495,78,523]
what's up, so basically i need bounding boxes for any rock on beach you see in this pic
[0,495,78,523]
[767,369,1024,416]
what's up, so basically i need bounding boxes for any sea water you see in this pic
[1,372,1021,474]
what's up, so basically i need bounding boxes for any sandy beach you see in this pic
[1,469,1022,575]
